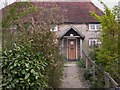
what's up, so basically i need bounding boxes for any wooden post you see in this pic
[104,72,109,88]
[80,39,83,58]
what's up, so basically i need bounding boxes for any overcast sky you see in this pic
[0,0,120,11]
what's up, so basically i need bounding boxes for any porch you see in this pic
[59,27,85,61]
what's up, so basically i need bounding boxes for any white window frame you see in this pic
[89,38,101,47]
[89,24,101,31]
[50,25,58,32]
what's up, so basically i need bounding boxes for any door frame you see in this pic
[67,38,77,60]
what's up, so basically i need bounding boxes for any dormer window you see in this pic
[50,25,58,32]
[89,24,101,31]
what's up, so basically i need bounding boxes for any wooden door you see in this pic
[68,39,76,60]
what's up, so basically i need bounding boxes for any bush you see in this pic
[2,30,64,89]
[84,68,93,80]
[88,47,100,61]
[78,58,85,68]
[2,43,49,89]
[48,50,64,88]
[2,2,64,88]
[90,77,104,88]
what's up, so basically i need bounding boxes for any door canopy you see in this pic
[60,27,85,40]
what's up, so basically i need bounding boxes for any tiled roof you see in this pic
[31,2,104,23]
[1,2,104,24]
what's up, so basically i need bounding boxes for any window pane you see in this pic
[96,24,101,30]
[89,24,101,31]
[90,24,95,30]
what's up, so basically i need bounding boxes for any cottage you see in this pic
[32,1,104,61]
[2,0,104,61]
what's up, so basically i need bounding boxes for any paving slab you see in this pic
[59,62,90,88]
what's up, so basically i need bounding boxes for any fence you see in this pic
[82,50,119,88]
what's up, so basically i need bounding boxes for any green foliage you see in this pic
[84,68,93,80]
[90,77,104,88]
[2,30,64,89]
[48,50,64,88]
[78,58,85,68]
[2,2,64,89]
[88,46,100,61]
[2,2,37,29]
[90,2,120,84]
[90,70,104,88]
[2,43,48,89]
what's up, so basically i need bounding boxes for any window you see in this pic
[89,39,101,47]
[89,24,101,31]
[50,25,58,32]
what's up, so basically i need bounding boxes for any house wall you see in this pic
[56,24,100,54]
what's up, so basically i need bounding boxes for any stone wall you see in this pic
[56,24,100,54]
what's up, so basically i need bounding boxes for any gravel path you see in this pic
[59,62,90,88]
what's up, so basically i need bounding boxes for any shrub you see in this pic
[2,30,64,89]
[90,77,101,88]
[48,49,64,88]
[2,2,64,88]
[78,58,85,68]
[2,43,49,89]
[84,68,93,80]
[90,77,104,88]
[88,47,100,61]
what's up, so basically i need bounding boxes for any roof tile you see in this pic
[31,2,104,23]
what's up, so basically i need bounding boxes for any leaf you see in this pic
[25,63,29,68]
[35,76,38,79]
[22,70,25,74]
[25,73,30,79]
[31,69,36,75]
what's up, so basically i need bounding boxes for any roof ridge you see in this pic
[30,0,91,2]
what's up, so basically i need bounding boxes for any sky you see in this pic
[0,0,120,10]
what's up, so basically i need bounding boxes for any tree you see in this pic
[91,2,120,84]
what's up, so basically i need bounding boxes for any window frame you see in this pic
[88,38,101,47]
[89,38,98,47]
[89,24,101,31]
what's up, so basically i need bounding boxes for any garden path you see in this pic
[59,62,90,88]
